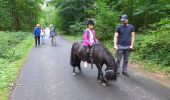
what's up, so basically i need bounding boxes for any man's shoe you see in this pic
[122,71,130,77]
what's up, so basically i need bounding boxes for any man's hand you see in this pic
[114,45,118,50]
[130,45,133,49]
[129,45,134,51]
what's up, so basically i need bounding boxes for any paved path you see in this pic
[11,36,170,100]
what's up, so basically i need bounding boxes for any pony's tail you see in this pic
[70,42,78,67]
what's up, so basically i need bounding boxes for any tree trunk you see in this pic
[144,11,147,30]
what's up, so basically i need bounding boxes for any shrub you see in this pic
[134,18,170,67]
[95,0,119,40]
[69,21,86,35]
[0,32,28,59]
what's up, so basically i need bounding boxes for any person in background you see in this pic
[45,27,50,36]
[41,28,45,44]
[114,14,135,77]
[33,24,41,47]
[49,24,57,46]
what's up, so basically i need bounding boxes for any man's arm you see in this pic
[114,32,118,50]
[130,32,135,49]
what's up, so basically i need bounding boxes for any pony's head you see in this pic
[104,60,117,81]
[93,43,117,81]
[104,69,117,81]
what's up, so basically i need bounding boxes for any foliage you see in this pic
[57,0,95,32]
[0,32,34,99]
[69,21,86,35]
[55,0,170,33]
[40,5,63,30]
[114,0,170,30]
[95,0,119,40]
[0,32,28,59]
[0,0,43,31]
[132,18,170,72]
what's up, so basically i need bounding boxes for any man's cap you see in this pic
[120,14,128,21]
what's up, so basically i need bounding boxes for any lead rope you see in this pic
[89,45,94,69]
[90,48,93,69]
[115,50,118,64]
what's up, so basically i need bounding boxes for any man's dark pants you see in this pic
[35,36,40,46]
[116,49,131,73]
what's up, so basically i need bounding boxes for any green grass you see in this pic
[0,32,34,100]
[131,34,170,75]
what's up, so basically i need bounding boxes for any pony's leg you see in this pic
[100,70,107,84]
[97,72,102,82]
[78,66,82,71]
[96,64,102,82]
[77,60,82,73]
[101,73,108,86]
[98,66,108,86]
[96,64,107,85]
[97,64,103,82]
[72,67,76,75]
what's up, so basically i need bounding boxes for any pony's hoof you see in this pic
[102,83,107,86]
[97,80,102,83]
[78,70,82,73]
[72,73,76,75]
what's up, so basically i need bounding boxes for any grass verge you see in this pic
[0,33,34,100]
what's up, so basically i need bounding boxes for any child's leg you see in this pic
[42,35,45,43]
[41,36,43,44]
[84,46,89,67]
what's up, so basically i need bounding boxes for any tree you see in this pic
[56,0,95,32]
[0,0,43,31]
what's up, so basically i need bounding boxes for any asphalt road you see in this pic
[11,36,170,100]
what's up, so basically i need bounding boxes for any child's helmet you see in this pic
[87,20,94,27]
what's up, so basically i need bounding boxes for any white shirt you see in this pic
[41,30,45,36]
[89,29,95,44]
[45,27,50,36]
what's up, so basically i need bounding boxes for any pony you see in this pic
[70,42,117,86]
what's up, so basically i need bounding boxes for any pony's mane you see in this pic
[93,43,114,60]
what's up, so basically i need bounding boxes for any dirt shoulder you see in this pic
[129,62,170,88]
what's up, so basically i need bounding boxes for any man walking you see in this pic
[114,14,135,77]
[33,24,41,47]
[49,24,57,46]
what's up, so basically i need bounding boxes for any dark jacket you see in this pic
[34,27,41,37]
